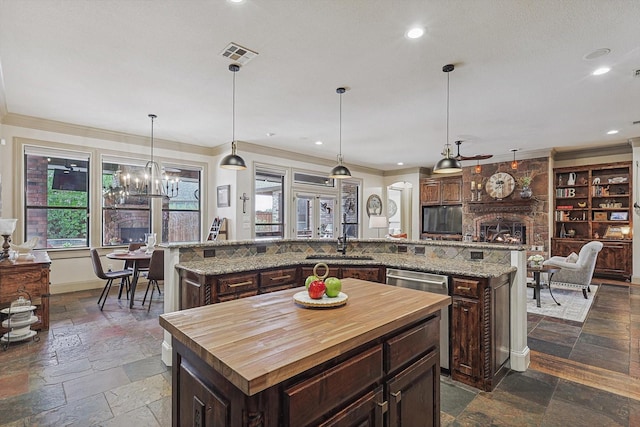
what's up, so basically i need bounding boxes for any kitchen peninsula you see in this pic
[160,278,450,426]
[159,238,529,380]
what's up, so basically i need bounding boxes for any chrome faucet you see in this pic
[337,213,348,255]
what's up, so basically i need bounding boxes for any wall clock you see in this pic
[485,172,515,199]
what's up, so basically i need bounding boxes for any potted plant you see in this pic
[517,175,533,199]
[528,254,544,268]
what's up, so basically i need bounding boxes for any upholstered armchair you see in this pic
[542,241,603,299]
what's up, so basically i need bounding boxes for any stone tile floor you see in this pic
[0,280,638,426]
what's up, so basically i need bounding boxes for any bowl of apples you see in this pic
[293,263,348,308]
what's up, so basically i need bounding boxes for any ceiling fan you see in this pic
[451,140,493,161]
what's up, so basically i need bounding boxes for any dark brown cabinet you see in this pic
[551,161,632,280]
[450,274,511,391]
[420,177,462,205]
[259,268,298,294]
[340,266,384,282]
[0,251,51,332]
[171,308,442,427]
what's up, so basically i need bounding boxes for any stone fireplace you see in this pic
[462,157,550,253]
[475,214,532,245]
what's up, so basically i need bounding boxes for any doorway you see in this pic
[294,193,338,239]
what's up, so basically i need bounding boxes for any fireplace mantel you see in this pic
[467,199,534,213]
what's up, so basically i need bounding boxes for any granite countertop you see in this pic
[175,251,515,279]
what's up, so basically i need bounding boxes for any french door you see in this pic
[294,193,338,239]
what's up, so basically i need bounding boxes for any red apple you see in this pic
[308,280,326,299]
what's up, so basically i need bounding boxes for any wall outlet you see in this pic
[470,251,484,260]
[204,249,216,258]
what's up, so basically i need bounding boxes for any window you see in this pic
[24,147,90,249]
[293,171,335,188]
[161,166,201,243]
[255,167,285,239]
[340,180,360,238]
[102,157,151,245]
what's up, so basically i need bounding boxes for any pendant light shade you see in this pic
[220,64,247,170]
[511,148,519,170]
[433,64,462,174]
[329,87,352,179]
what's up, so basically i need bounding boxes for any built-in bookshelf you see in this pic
[551,161,632,279]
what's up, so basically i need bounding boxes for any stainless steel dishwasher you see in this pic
[386,268,450,370]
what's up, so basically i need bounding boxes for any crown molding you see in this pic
[234,140,384,176]
[1,113,213,156]
[552,141,631,161]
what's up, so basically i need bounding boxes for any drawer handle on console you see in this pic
[228,281,254,288]
[456,286,471,291]
[391,390,401,402]
[270,275,291,281]
[377,400,388,414]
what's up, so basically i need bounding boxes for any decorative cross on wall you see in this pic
[240,192,250,213]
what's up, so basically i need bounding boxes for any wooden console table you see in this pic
[0,251,51,332]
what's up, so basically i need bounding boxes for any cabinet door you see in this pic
[178,363,231,427]
[301,266,340,280]
[387,350,439,427]
[318,386,385,427]
[441,179,462,204]
[451,297,481,381]
[596,241,631,279]
[421,181,441,205]
[179,274,211,310]
[340,267,383,282]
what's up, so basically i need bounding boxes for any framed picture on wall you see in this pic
[217,185,230,208]
[610,212,628,221]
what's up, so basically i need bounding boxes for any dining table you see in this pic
[106,250,153,308]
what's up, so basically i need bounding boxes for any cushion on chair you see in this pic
[565,252,579,263]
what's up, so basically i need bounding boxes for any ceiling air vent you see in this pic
[220,43,258,65]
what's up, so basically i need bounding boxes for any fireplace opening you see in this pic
[479,218,526,244]
[120,227,148,243]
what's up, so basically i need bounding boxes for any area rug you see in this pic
[526,283,599,322]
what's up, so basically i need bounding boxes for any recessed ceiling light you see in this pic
[397,162,404,166]
[315,141,323,145]
[584,48,611,60]
[406,27,424,39]
[592,67,611,76]
[228,0,244,3]
[607,130,619,135]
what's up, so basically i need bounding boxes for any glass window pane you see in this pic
[103,209,150,245]
[255,169,285,239]
[161,167,201,243]
[341,181,359,238]
[25,152,90,249]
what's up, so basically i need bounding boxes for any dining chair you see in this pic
[90,248,133,310]
[142,249,163,311]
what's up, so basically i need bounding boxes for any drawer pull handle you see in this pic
[270,275,291,281]
[377,400,388,414]
[228,281,253,288]
[391,390,401,402]
[457,286,471,291]
[463,308,469,313]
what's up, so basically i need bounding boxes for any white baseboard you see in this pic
[50,280,103,295]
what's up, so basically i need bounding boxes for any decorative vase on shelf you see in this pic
[520,186,533,199]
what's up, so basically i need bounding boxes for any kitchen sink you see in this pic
[305,254,374,261]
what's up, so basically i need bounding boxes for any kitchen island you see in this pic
[160,278,450,426]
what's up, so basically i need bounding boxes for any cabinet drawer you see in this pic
[452,277,480,298]
[259,268,298,290]
[217,273,258,296]
[385,316,439,374]
[285,345,383,427]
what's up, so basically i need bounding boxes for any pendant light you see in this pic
[433,64,462,174]
[220,64,247,170]
[329,87,352,179]
[511,148,519,170]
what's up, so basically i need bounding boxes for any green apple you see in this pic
[324,277,342,297]
[305,275,320,289]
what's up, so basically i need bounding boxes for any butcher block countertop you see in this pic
[159,278,450,396]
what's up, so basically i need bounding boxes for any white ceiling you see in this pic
[1,0,639,172]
